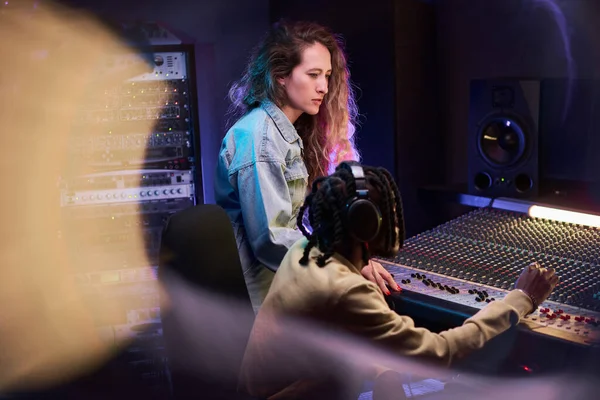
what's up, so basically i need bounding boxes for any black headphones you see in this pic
[341,162,382,242]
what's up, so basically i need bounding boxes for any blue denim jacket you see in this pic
[214,100,307,309]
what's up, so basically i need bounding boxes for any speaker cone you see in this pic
[478,117,526,166]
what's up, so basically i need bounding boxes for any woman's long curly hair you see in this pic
[227,19,360,187]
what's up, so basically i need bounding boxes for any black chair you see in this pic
[158,204,252,303]
[158,204,256,399]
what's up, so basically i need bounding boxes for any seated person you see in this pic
[239,161,559,400]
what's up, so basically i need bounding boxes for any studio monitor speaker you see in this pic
[468,79,540,198]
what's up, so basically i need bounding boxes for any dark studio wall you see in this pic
[270,0,443,236]
[57,0,270,203]
[436,0,600,185]
[393,1,443,235]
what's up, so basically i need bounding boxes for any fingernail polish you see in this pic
[386,290,391,296]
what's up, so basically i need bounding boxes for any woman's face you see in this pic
[278,42,331,124]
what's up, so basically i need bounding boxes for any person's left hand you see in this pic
[361,260,401,295]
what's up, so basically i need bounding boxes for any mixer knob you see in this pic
[140,191,145,197]
[147,191,152,196]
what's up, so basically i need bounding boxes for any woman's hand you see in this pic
[361,260,401,295]
[514,262,559,312]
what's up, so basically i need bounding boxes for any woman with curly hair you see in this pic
[215,19,398,310]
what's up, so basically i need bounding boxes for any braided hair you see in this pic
[296,162,405,267]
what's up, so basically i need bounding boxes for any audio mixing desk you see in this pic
[378,207,600,347]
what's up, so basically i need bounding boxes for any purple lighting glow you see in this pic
[531,0,575,123]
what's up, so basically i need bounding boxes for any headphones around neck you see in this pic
[341,162,382,242]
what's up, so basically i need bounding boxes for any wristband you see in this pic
[515,289,538,314]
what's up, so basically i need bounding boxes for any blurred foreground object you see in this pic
[0,1,201,395]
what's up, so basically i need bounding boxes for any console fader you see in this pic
[378,208,600,347]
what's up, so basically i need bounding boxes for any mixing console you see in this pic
[379,208,600,346]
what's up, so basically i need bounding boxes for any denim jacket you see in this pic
[214,100,307,309]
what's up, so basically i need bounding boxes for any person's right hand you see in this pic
[514,262,559,312]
